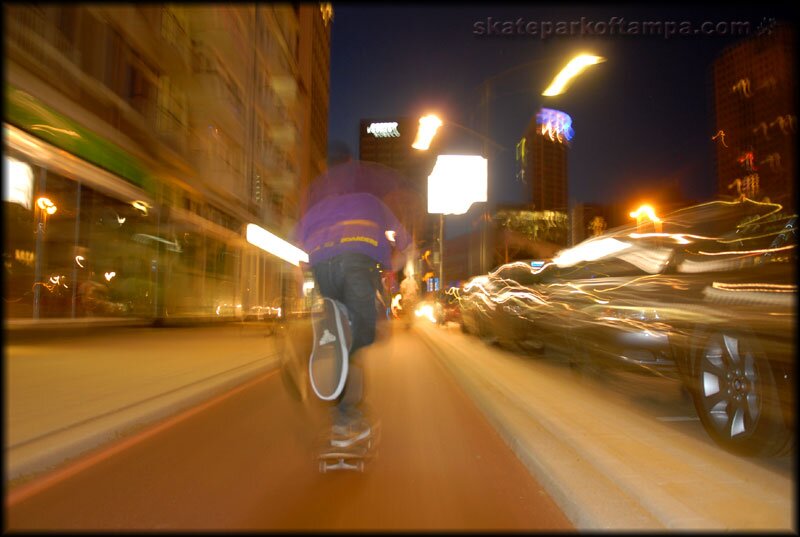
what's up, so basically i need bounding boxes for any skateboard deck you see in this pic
[318,445,371,473]
[316,421,381,473]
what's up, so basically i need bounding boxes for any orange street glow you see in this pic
[629,204,661,223]
[412,114,443,150]
[36,197,57,215]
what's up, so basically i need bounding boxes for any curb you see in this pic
[6,354,279,482]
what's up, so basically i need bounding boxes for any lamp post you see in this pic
[473,53,605,273]
[414,53,605,277]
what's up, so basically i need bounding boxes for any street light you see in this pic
[629,204,662,233]
[413,114,505,152]
[415,53,606,276]
[542,54,606,96]
[412,114,443,151]
[474,52,605,273]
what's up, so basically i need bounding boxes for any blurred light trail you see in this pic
[412,114,443,150]
[542,54,605,96]
[245,223,308,266]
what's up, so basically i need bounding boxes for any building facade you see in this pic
[517,108,572,214]
[358,117,432,250]
[712,23,796,211]
[4,4,330,322]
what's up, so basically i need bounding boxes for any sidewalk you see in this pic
[4,322,279,482]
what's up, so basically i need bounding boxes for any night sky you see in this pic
[327,4,795,229]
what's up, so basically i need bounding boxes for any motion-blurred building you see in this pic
[358,117,433,252]
[712,23,796,211]
[517,108,571,215]
[4,4,331,322]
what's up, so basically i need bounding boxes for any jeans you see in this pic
[312,253,382,426]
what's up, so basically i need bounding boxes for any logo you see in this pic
[319,329,337,346]
[366,122,400,138]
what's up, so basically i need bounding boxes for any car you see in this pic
[456,199,796,457]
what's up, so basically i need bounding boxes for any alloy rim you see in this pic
[700,333,760,440]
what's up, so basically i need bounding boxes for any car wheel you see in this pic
[687,327,792,457]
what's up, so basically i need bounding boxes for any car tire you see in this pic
[686,326,792,457]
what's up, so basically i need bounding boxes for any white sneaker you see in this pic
[309,298,349,401]
[331,422,371,448]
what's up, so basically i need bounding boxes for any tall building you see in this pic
[298,3,332,192]
[4,4,330,321]
[517,108,571,214]
[712,24,796,210]
[358,117,432,248]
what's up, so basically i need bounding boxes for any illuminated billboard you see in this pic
[366,122,400,138]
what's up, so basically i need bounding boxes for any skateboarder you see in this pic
[297,141,414,450]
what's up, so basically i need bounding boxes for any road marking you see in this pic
[656,416,700,422]
[5,368,278,508]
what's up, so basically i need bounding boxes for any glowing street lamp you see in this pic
[542,53,606,97]
[36,197,57,215]
[629,204,662,233]
[413,114,504,153]
[412,114,443,150]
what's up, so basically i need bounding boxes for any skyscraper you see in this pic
[517,108,572,213]
[358,117,432,247]
[712,23,795,210]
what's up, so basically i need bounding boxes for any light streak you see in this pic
[731,78,752,97]
[712,282,796,293]
[712,130,728,147]
[30,124,80,138]
[553,237,632,267]
[697,244,794,256]
[412,115,443,150]
[246,224,308,266]
[542,54,605,97]
[132,200,151,215]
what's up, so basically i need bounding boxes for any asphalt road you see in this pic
[5,324,573,531]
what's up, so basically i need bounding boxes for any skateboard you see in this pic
[317,421,381,473]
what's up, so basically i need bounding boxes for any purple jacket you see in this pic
[297,192,410,268]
